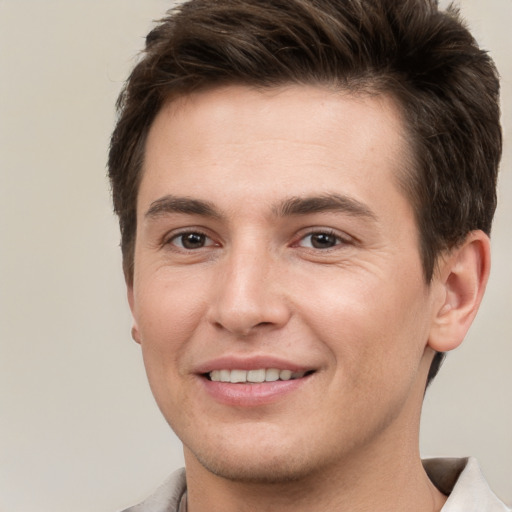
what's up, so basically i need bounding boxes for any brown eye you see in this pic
[299,232,342,249]
[171,232,212,249]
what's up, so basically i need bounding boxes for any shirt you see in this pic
[121,457,510,512]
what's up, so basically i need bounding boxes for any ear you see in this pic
[127,282,142,345]
[428,231,491,353]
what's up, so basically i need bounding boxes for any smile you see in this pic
[201,367,315,407]
[208,369,309,383]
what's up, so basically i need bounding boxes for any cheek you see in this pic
[133,276,206,422]
[297,268,429,378]
[300,275,430,433]
[133,271,210,375]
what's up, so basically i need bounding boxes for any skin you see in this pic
[128,85,490,512]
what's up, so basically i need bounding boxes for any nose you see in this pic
[206,243,292,336]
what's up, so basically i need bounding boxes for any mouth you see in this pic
[198,360,317,406]
[205,368,315,383]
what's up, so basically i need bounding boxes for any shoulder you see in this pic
[423,457,511,512]
[120,468,187,512]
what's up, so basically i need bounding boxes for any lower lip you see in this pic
[200,376,310,407]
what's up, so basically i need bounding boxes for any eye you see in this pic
[298,231,344,249]
[169,231,215,250]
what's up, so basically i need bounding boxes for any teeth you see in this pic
[208,368,307,383]
[230,369,247,383]
[265,368,280,382]
[279,369,292,381]
[247,369,265,383]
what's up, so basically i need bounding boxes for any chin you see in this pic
[182,428,333,485]
[192,449,319,484]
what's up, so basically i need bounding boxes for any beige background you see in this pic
[0,1,510,511]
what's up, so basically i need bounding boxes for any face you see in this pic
[129,85,441,483]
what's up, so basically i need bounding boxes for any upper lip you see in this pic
[194,355,314,374]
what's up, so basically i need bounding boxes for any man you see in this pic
[108,0,508,510]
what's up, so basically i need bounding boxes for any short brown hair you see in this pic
[108,0,502,383]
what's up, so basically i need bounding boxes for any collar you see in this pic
[123,458,510,511]
[423,457,510,511]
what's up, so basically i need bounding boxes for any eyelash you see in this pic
[164,230,216,250]
[163,228,351,252]
[295,229,351,250]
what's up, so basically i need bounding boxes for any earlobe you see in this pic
[131,325,142,344]
[127,284,142,345]
[428,231,490,353]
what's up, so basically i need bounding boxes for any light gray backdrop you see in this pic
[0,1,510,511]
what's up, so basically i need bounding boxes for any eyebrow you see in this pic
[144,192,376,222]
[275,193,377,220]
[145,195,221,219]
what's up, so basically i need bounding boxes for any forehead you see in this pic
[140,84,413,214]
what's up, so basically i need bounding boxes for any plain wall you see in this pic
[0,1,510,510]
